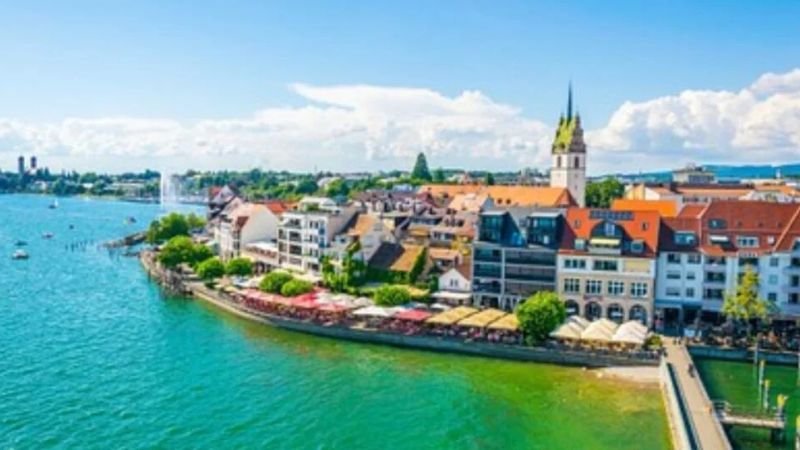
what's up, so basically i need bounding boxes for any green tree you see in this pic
[432,167,446,183]
[186,213,206,231]
[515,291,567,344]
[158,236,196,268]
[585,178,624,208]
[197,257,226,281]
[722,266,771,335]
[259,272,293,293]
[280,279,314,297]
[485,172,495,186]
[411,152,432,181]
[226,257,253,277]
[324,179,350,197]
[374,285,412,306]
[146,213,191,244]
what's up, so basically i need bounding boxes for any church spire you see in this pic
[566,82,573,121]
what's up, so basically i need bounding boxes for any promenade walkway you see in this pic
[663,340,732,450]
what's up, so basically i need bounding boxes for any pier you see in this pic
[713,400,786,443]
[663,340,732,450]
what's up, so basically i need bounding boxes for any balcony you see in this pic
[505,256,556,267]
[474,251,502,263]
[281,221,302,230]
[505,273,554,283]
[474,268,502,278]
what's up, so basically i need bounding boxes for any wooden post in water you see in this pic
[764,379,771,411]
[755,342,759,365]
[795,415,800,450]
[759,359,766,389]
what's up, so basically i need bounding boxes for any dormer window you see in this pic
[631,240,645,254]
[709,219,727,229]
[575,239,586,250]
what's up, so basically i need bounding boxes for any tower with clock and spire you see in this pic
[549,84,587,207]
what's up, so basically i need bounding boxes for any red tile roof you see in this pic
[611,199,678,217]
[678,204,706,218]
[561,208,661,257]
[698,201,800,255]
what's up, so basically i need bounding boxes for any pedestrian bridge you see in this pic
[712,400,786,441]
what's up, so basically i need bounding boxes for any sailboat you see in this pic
[48,199,59,209]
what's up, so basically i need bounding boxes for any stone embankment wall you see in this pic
[689,345,799,366]
[141,252,658,368]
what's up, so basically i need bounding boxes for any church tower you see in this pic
[550,84,587,206]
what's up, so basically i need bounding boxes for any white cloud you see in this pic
[588,69,800,173]
[2,69,800,174]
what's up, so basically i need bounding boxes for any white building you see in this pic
[277,197,357,275]
[216,202,285,261]
[654,201,800,327]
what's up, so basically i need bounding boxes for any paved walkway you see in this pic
[663,340,732,450]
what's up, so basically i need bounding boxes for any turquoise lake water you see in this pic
[0,194,670,449]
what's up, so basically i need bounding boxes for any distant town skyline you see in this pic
[0,1,798,175]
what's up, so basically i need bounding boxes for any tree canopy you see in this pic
[722,266,771,328]
[484,172,495,186]
[259,271,294,293]
[411,153,432,181]
[157,236,213,269]
[197,257,225,281]
[585,178,624,208]
[515,291,566,343]
[373,285,412,306]
[280,279,314,297]
[225,257,253,277]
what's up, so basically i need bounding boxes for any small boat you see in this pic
[15,240,27,247]
[12,250,29,260]
[48,199,59,209]
[42,232,54,239]
[125,216,137,224]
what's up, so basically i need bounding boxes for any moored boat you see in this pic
[12,249,29,260]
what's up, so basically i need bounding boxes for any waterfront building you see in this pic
[624,181,799,206]
[434,257,473,306]
[557,208,660,325]
[277,197,357,275]
[472,208,564,311]
[549,85,587,207]
[217,201,287,261]
[672,163,716,184]
[654,201,800,326]
[30,156,37,171]
[17,155,24,175]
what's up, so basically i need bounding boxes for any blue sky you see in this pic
[1,1,799,173]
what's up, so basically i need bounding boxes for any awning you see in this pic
[426,306,479,325]
[457,309,507,328]
[393,309,433,322]
[487,314,519,331]
[432,291,472,301]
[352,306,404,318]
[580,318,619,342]
[611,321,648,346]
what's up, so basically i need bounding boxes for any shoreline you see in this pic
[139,251,659,369]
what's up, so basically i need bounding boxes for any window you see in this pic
[767,236,776,245]
[666,253,681,264]
[563,258,587,269]
[630,240,644,254]
[642,222,649,231]
[564,278,581,293]
[607,281,624,296]
[585,280,602,295]
[770,257,779,267]
[604,222,617,236]
[768,292,777,302]
[709,219,727,229]
[630,282,648,298]
[687,253,701,264]
[575,239,586,251]
[593,259,618,271]
[768,274,778,285]
[686,271,696,280]
[675,232,697,246]
[666,271,681,280]
[686,288,695,298]
[736,236,759,248]
[666,287,681,297]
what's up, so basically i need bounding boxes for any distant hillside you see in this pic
[605,163,800,181]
